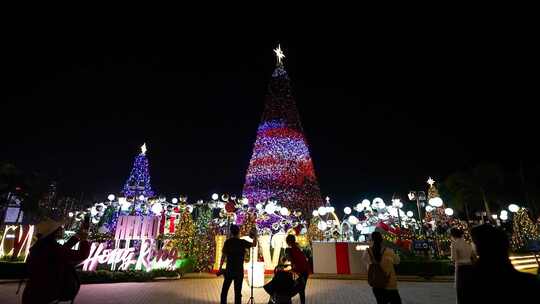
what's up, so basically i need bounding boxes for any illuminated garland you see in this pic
[511,209,540,251]
[243,63,323,217]
[240,211,257,237]
[192,206,215,272]
[172,210,196,259]
[307,217,324,242]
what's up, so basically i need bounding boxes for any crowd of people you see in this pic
[19,217,539,304]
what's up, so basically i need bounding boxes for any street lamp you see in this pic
[392,194,403,239]
[408,190,427,236]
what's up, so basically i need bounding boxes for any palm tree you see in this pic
[471,163,504,217]
[444,171,477,221]
[444,164,504,219]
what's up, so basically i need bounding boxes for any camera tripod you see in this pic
[246,246,255,304]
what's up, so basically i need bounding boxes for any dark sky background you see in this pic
[2,23,537,208]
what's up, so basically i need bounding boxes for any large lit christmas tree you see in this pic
[243,45,323,216]
[122,143,155,198]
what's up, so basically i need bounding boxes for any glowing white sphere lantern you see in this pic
[318,206,328,216]
[90,206,99,217]
[312,210,319,217]
[426,205,434,212]
[265,204,276,214]
[500,213,508,221]
[344,207,352,215]
[428,197,443,207]
[356,223,363,231]
[212,193,219,200]
[280,207,290,216]
[362,199,371,208]
[172,198,178,204]
[138,195,145,201]
[107,194,115,201]
[444,208,454,216]
[373,198,385,209]
[508,204,520,213]
[317,221,328,231]
[151,203,163,215]
[406,211,414,217]
[119,198,131,211]
[348,215,360,225]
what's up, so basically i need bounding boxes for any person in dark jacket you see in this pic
[464,224,540,303]
[22,218,90,304]
[218,225,257,304]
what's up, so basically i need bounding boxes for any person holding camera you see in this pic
[22,217,90,304]
[218,224,258,304]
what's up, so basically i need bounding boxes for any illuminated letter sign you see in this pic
[82,216,178,272]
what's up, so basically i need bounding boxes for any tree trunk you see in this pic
[519,160,537,217]
[481,190,492,218]
[464,201,471,222]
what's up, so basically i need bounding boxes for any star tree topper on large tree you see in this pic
[243,44,323,217]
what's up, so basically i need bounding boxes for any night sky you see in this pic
[2,25,537,208]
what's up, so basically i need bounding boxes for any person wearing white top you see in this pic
[450,227,475,304]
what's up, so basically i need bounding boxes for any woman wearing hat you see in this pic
[22,218,90,304]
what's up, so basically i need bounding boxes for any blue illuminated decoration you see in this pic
[122,144,155,198]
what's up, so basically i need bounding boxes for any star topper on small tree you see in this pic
[273,44,285,65]
[140,142,147,155]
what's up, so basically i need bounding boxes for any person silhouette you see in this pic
[464,224,540,303]
[218,224,257,304]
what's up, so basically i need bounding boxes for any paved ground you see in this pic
[0,278,455,304]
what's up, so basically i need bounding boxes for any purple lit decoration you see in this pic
[122,143,155,198]
[243,46,323,217]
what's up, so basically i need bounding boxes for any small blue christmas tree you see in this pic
[122,143,155,198]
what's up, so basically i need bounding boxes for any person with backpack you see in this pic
[22,217,90,304]
[362,231,402,304]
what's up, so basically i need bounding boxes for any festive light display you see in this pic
[122,143,154,198]
[171,209,196,259]
[192,206,216,272]
[0,225,35,261]
[511,209,540,251]
[307,217,324,242]
[243,47,323,216]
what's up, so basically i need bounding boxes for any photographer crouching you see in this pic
[218,224,258,304]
